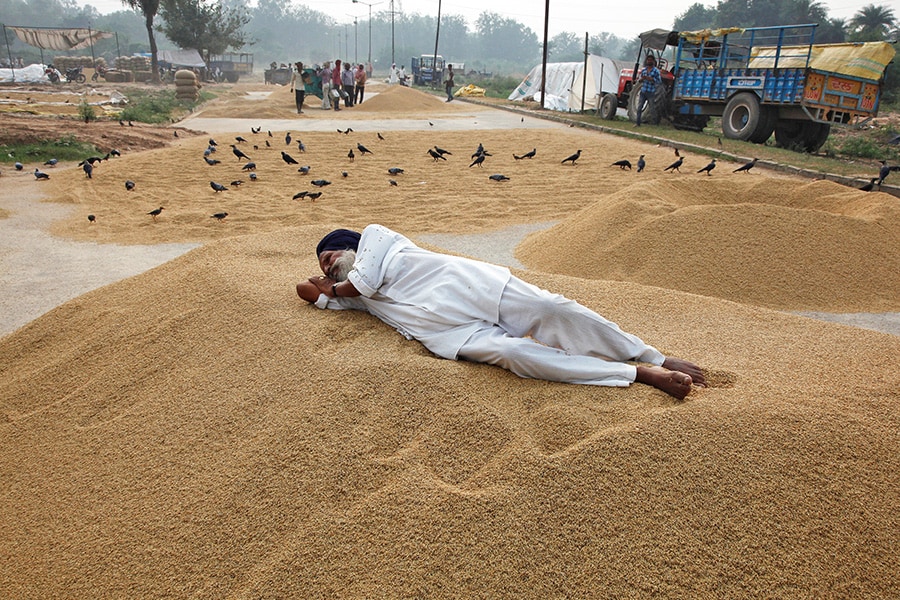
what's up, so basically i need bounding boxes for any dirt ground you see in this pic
[1,80,899,599]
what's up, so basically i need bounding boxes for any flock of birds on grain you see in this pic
[6,123,900,225]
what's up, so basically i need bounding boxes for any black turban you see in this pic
[316,229,361,256]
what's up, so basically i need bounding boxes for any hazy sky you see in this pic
[82,0,879,40]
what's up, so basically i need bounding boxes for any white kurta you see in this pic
[317,224,511,360]
[315,224,666,386]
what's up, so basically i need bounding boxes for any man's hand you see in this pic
[296,275,334,303]
[309,275,336,295]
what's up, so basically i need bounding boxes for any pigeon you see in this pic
[211,212,228,220]
[82,162,93,178]
[307,191,322,201]
[231,145,251,161]
[210,181,228,192]
[733,158,757,173]
[87,214,96,223]
[489,174,510,181]
[204,156,221,166]
[377,132,385,140]
[249,173,257,181]
[235,136,247,143]
[859,178,877,192]
[357,143,373,155]
[147,207,164,220]
[428,148,447,161]
[252,126,261,134]
[697,158,716,175]
[209,138,218,147]
[44,158,58,167]
[664,157,684,172]
[513,148,536,160]
[348,148,355,162]
[311,179,331,187]
[561,149,581,165]
[389,179,398,186]
[469,153,486,168]
[285,132,292,146]
[298,140,306,152]
[281,151,299,165]
[242,162,256,171]
[34,168,49,180]
[230,180,244,187]
[204,147,214,157]
[125,180,135,191]
[298,166,311,175]
[434,146,452,156]
[14,162,23,171]
[637,155,646,172]
[388,167,404,175]
[611,159,632,170]
[293,191,309,200]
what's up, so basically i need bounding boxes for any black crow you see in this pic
[348,148,355,162]
[235,136,248,143]
[210,181,228,192]
[252,126,261,134]
[209,138,218,146]
[211,212,228,220]
[357,143,373,155]
[637,155,646,172]
[109,149,121,157]
[428,149,446,161]
[342,171,349,177]
[34,169,49,180]
[311,179,331,187]
[125,180,135,191]
[697,159,716,175]
[733,158,757,173]
[148,207,164,220]
[664,157,684,172]
[231,145,251,161]
[265,140,271,147]
[611,159,632,170]
[489,174,510,181]
[87,214,96,223]
[281,151,299,165]
[513,148,536,160]
[388,167,404,175]
[469,154,486,168]
[293,191,309,200]
[860,178,877,192]
[434,146,452,156]
[242,162,256,171]
[561,149,581,165]
[377,132,385,140]
[285,132,292,146]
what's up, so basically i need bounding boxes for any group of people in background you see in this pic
[291,60,368,114]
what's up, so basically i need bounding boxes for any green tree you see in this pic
[674,3,717,31]
[158,0,250,59]
[121,0,161,82]
[848,3,895,41]
[474,11,538,66]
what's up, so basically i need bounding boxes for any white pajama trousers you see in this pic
[457,277,665,386]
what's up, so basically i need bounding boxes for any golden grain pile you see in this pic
[1,84,898,598]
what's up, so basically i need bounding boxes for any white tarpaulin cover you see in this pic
[157,49,206,68]
[0,63,50,83]
[508,55,625,112]
[7,26,113,51]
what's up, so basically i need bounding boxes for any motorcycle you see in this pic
[65,66,86,84]
[44,65,62,83]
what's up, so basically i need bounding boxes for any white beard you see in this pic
[332,250,356,281]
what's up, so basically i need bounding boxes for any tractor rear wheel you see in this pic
[722,92,762,141]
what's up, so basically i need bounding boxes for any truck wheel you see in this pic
[598,93,617,120]
[627,82,663,125]
[225,72,239,83]
[774,120,831,152]
[722,92,762,141]
[748,105,776,143]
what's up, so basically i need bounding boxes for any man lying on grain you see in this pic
[296,224,706,399]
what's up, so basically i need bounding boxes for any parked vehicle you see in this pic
[411,54,444,86]
[208,53,253,83]
[606,24,895,152]
[65,65,86,83]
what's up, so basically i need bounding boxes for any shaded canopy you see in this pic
[6,26,113,51]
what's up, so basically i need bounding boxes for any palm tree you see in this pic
[849,4,896,41]
[122,0,161,83]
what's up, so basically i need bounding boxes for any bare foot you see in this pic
[635,365,694,400]
[662,357,706,388]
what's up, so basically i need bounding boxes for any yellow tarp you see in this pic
[680,27,744,43]
[455,84,485,97]
[750,42,895,82]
